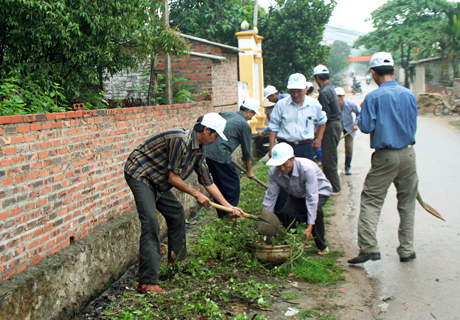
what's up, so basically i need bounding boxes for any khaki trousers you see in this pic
[358,146,418,257]
[344,134,353,158]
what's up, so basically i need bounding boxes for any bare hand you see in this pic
[259,130,266,138]
[246,170,255,180]
[352,124,359,131]
[195,193,211,207]
[230,207,243,218]
[303,224,313,238]
[312,139,322,151]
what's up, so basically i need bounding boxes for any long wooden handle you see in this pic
[233,162,269,189]
[340,129,357,140]
[209,202,251,219]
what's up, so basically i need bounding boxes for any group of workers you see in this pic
[124,51,419,294]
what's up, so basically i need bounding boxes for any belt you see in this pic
[376,145,413,151]
[278,138,314,145]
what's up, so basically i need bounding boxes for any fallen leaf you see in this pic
[287,273,296,277]
[338,288,345,291]
[259,307,273,311]
[232,305,246,313]
[207,277,215,283]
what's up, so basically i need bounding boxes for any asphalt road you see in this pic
[339,77,460,319]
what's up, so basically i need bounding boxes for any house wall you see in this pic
[103,39,239,109]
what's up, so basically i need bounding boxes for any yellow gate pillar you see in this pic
[236,27,267,134]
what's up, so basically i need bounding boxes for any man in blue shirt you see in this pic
[204,98,260,218]
[335,87,361,175]
[348,52,418,264]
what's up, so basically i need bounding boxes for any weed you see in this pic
[298,308,317,318]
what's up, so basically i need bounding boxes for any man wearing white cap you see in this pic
[204,98,260,218]
[335,87,361,175]
[267,73,327,215]
[124,113,244,294]
[260,86,290,137]
[313,64,343,196]
[348,52,418,264]
[263,143,333,254]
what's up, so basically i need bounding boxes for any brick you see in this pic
[41,122,52,130]
[30,123,41,131]
[46,113,56,121]
[0,116,10,125]
[10,115,23,124]
[3,147,16,156]
[30,255,41,266]
[17,125,31,133]
[17,263,28,274]
[2,177,14,187]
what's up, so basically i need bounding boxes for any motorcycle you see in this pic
[351,82,363,95]
[366,78,371,85]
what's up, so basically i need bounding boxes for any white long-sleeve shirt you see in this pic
[262,158,332,224]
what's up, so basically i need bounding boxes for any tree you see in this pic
[0,0,188,111]
[327,40,351,79]
[169,0,256,47]
[258,0,336,91]
[354,0,447,88]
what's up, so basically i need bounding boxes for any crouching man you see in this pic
[124,113,243,294]
[262,143,332,255]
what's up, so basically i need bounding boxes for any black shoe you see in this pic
[348,252,381,264]
[345,167,352,175]
[400,252,416,262]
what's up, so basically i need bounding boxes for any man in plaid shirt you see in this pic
[125,113,243,294]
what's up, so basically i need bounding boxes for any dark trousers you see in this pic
[322,120,342,192]
[274,143,314,215]
[206,158,240,218]
[279,194,329,250]
[125,172,186,285]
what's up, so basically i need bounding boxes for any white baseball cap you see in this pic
[369,52,394,69]
[313,65,329,76]
[306,82,314,90]
[335,87,345,96]
[287,73,308,90]
[266,143,294,166]
[263,85,278,100]
[241,98,261,115]
[201,112,228,141]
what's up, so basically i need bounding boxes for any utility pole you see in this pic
[163,0,173,104]
[253,0,258,28]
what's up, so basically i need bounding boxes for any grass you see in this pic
[103,161,345,319]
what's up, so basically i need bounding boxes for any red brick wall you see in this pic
[157,39,239,109]
[0,102,220,282]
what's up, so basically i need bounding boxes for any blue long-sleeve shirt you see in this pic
[341,100,360,138]
[358,81,417,149]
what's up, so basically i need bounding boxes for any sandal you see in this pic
[318,247,330,255]
[136,283,166,294]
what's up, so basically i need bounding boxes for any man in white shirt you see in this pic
[262,143,333,254]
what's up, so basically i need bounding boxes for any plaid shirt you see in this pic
[124,129,213,192]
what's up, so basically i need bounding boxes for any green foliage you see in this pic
[259,0,336,91]
[170,0,335,92]
[0,0,189,112]
[327,40,351,79]
[354,0,447,87]
[0,71,66,116]
[169,0,257,47]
